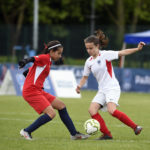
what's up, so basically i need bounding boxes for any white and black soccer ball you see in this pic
[84,119,100,135]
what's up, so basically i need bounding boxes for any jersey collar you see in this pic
[90,51,101,60]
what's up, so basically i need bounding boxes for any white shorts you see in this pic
[92,89,121,112]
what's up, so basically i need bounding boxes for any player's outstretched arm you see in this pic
[118,42,146,57]
[18,57,35,68]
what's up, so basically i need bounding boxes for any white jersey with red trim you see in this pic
[83,50,120,91]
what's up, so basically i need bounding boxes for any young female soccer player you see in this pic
[19,40,89,140]
[76,29,145,140]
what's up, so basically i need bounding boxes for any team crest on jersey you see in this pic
[97,60,101,64]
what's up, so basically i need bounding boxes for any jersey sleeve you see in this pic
[83,60,91,76]
[103,50,119,61]
[34,54,49,66]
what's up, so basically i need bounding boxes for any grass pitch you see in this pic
[0,91,150,150]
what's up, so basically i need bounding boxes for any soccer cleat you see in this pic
[134,126,143,135]
[96,134,113,140]
[71,131,89,140]
[20,129,32,140]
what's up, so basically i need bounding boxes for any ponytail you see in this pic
[84,29,109,48]
[94,29,109,48]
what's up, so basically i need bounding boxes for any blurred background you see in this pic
[0,2,150,149]
[0,0,150,93]
[0,0,150,65]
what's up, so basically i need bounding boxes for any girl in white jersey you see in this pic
[76,29,145,140]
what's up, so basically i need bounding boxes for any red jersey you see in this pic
[23,54,52,93]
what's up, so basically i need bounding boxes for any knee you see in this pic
[49,111,56,119]
[53,99,66,110]
[59,101,66,110]
[43,106,56,119]
[88,108,97,116]
[107,107,115,115]
[88,103,100,116]
[107,102,116,115]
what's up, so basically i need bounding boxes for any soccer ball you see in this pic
[84,119,100,135]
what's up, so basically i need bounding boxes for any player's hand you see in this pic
[18,59,27,69]
[137,42,146,51]
[76,85,81,94]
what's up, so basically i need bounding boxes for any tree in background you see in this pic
[0,0,30,60]
[0,0,150,59]
[94,0,150,47]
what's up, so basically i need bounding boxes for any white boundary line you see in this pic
[0,117,149,129]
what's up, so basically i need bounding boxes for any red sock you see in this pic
[112,110,137,129]
[92,113,112,136]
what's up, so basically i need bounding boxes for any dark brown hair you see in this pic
[42,40,63,54]
[84,29,109,48]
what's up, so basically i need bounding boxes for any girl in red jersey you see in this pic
[19,40,89,140]
[76,29,145,140]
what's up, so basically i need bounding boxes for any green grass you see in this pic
[0,91,150,150]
